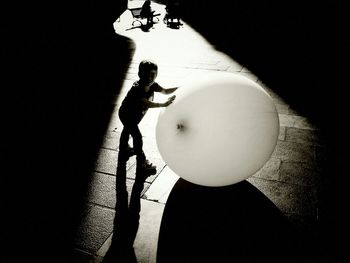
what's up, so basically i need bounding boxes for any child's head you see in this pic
[138,60,158,84]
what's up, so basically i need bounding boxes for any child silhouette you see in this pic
[118,59,178,172]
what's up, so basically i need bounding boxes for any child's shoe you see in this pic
[138,160,157,174]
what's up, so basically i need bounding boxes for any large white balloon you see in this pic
[156,72,279,187]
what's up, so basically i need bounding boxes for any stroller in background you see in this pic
[163,0,183,28]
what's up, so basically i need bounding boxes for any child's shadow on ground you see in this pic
[102,154,154,263]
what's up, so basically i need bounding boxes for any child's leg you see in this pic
[127,125,146,164]
[127,124,157,173]
[119,127,130,151]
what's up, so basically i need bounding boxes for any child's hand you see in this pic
[164,95,176,106]
[168,95,176,101]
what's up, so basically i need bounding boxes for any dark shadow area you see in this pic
[102,152,155,263]
[157,178,310,263]
[102,156,137,263]
[3,1,133,262]
[180,1,348,131]
[175,1,349,261]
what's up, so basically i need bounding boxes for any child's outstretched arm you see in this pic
[141,95,176,108]
[160,86,179,94]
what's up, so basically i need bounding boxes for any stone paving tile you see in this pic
[179,68,242,85]
[196,63,230,71]
[285,107,299,116]
[142,136,163,158]
[138,114,158,139]
[86,172,117,209]
[182,63,202,69]
[275,102,291,114]
[275,103,299,115]
[151,61,200,70]
[285,127,323,146]
[148,69,189,89]
[126,156,166,184]
[74,205,115,253]
[133,199,165,263]
[95,233,112,258]
[189,58,220,65]
[279,114,317,130]
[116,13,216,67]
[247,177,317,217]
[252,157,281,181]
[143,166,179,203]
[241,67,252,73]
[107,102,121,116]
[272,140,315,164]
[75,202,94,220]
[101,130,120,150]
[157,69,191,82]
[125,72,138,81]
[126,66,138,74]
[96,200,164,263]
[279,160,321,187]
[86,172,146,209]
[94,148,134,175]
[226,63,244,72]
[278,126,287,141]
[215,54,243,68]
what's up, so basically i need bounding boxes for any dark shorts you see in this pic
[118,106,146,126]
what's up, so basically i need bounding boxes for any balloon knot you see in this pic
[177,123,185,131]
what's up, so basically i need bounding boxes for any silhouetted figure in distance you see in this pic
[141,0,155,27]
[164,0,182,28]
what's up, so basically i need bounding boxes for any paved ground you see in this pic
[72,2,323,262]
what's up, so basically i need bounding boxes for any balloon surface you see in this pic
[156,72,279,187]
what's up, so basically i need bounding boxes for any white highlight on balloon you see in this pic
[156,72,279,187]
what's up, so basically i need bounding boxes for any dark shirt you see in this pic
[120,80,162,120]
[141,0,152,17]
